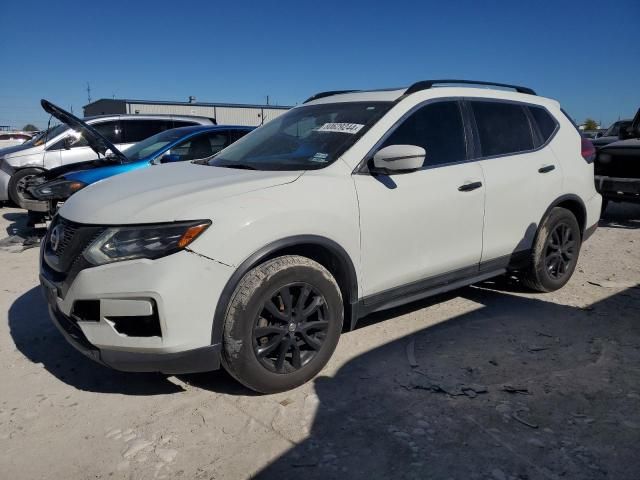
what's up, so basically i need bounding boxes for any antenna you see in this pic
[86,82,92,103]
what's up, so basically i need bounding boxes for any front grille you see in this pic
[595,151,640,178]
[44,216,105,274]
[51,217,79,258]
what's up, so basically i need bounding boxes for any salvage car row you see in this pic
[0,80,638,393]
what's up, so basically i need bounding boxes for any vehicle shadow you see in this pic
[1,210,46,244]
[600,202,640,229]
[257,285,640,480]
[8,286,243,395]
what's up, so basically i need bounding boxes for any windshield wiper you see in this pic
[214,162,257,170]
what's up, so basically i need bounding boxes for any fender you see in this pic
[539,193,587,234]
[210,235,359,345]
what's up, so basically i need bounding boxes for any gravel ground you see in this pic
[0,203,638,480]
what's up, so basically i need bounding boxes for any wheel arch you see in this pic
[211,235,359,346]
[542,194,587,236]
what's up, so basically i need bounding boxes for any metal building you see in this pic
[83,97,292,126]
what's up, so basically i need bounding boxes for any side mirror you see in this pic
[158,153,181,164]
[63,137,75,150]
[372,145,425,173]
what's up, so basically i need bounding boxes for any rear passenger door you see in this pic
[469,100,562,267]
[355,100,485,298]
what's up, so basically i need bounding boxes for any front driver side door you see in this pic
[353,100,485,300]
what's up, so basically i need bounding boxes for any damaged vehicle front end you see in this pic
[20,100,128,215]
[595,108,640,213]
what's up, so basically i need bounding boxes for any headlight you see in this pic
[31,178,87,200]
[83,221,211,265]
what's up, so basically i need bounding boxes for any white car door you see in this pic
[469,100,563,266]
[354,100,485,300]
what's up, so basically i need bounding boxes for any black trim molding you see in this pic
[210,235,359,344]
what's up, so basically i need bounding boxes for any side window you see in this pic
[169,133,225,161]
[122,120,172,144]
[172,120,199,128]
[232,129,251,142]
[471,101,534,157]
[207,132,229,155]
[71,120,122,148]
[381,101,467,167]
[528,106,557,144]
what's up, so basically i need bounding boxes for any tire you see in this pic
[520,207,581,292]
[221,255,343,393]
[600,198,609,218]
[8,168,44,207]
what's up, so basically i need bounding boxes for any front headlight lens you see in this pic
[32,178,87,200]
[83,221,211,265]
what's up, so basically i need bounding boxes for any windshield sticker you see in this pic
[315,123,365,134]
[310,152,329,163]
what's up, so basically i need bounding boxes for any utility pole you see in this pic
[266,95,270,106]
[86,82,92,104]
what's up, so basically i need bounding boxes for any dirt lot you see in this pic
[0,204,639,480]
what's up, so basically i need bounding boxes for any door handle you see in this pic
[458,181,483,192]
[538,165,556,173]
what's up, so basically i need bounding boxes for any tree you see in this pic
[22,124,38,132]
[583,118,598,131]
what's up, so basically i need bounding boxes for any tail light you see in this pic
[581,137,596,163]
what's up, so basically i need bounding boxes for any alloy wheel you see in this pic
[544,222,577,280]
[253,282,330,374]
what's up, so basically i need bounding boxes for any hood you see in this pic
[41,99,127,162]
[59,161,303,224]
[40,157,123,181]
[598,138,640,157]
[0,141,40,158]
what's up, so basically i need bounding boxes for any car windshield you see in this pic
[208,102,391,170]
[122,128,189,162]
[605,121,630,137]
[29,124,67,147]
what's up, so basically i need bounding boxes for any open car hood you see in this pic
[40,99,127,163]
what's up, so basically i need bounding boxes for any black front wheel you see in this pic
[520,207,581,292]
[222,255,343,393]
[8,168,43,207]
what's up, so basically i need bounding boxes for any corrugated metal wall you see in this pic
[126,103,288,126]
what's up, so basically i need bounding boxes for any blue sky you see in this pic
[1,0,638,129]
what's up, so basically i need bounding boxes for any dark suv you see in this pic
[595,108,640,213]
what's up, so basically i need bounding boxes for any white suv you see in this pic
[40,80,601,393]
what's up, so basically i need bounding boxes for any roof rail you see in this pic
[303,90,361,104]
[404,80,536,96]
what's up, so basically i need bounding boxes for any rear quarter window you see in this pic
[529,106,558,144]
[471,101,534,157]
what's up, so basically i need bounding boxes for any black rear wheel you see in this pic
[520,207,581,292]
[222,255,343,393]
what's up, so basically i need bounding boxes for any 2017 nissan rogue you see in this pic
[40,80,601,393]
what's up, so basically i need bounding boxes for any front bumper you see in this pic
[0,165,10,201]
[19,197,52,212]
[40,247,233,374]
[46,300,222,373]
[595,175,640,202]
